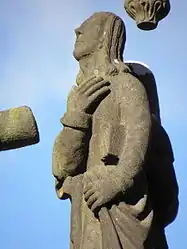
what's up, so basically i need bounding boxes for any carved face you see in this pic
[73,14,105,61]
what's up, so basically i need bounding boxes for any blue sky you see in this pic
[0,1,186,248]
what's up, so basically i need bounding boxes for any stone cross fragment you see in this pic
[0,106,39,151]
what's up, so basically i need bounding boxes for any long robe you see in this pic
[52,72,172,249]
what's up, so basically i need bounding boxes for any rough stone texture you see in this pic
[52,12,178,249]
[124,0,171,30]
[125,61,179,238]
[0,106,39,151]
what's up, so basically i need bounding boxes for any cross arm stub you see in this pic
[0,106,40,151]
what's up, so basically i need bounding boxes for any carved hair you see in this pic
[101,13,125,62]
[97,12,130,74]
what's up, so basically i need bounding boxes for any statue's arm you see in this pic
[117,73,151,190]
[52,111,91,199]
[53,76,110,199]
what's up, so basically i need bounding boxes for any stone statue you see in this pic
[52,12,178,249]
[124,0,171,30]
[0,106,39,151]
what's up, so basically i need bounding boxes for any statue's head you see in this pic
[73,12,126,65]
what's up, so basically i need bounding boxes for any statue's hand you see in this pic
[83,166,125,212]
[67,75,110,115]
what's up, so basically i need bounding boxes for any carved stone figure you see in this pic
[124,0,171,30]
[0,106,39,151]
[52,12,178,249]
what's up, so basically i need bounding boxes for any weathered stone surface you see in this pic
[125,61,179,232]
[52,12,178,249]
[124,0,171,30]
[0,106,39,151]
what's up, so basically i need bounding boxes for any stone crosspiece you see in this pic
[0,106,39,151]
[124,0,171,30]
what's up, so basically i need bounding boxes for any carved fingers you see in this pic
[83,168,113,212]
[67,75,111,114]
[80,77,110,96]
[89,195,103,212]
[83,166,126,213]
[83,172,102,212]
[86,85,110,110]
[78,75,103,93]
[87,192,100,209]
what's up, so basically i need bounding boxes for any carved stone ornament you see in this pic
[124,0,171,30]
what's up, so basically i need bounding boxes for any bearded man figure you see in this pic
[52,12,178,249]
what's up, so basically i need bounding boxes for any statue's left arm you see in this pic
[116,73,151,190]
